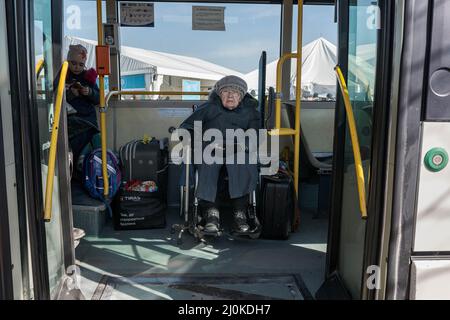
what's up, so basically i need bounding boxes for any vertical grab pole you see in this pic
[293,0,303,195]
[97,0,109,197]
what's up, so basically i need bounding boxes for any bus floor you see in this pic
[72,207,328,300]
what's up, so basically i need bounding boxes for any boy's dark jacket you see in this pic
[65,69,100,126]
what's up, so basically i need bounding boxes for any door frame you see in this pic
[385,0,430,300]
[51,0,75,273]
[14,0,51,299]
[360,0,395,300]
[0,59,14,300]
[325,0,349,279]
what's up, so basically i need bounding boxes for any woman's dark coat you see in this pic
[180,91,261,202]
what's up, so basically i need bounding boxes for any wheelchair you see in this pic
[171,143,262,245]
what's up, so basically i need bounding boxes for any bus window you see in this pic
[117,2,281,101]
[292,4,337,156]
[64,0,107,41]
[292,4,338,102]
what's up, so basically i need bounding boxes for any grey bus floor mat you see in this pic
[91,273,313,300]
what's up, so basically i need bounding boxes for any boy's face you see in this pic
[69,54,86,75]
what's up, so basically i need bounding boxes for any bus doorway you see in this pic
[62,0,336,300]
[10,0,395,301]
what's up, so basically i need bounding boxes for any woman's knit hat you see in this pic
[67,44,88,61]
[214,75,248,99]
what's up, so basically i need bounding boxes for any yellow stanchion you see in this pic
[97,0,109,198]
[335,66,368,219]
[44,61,69,221]
[293,1,303,195]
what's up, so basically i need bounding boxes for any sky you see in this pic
[64,1,337,74]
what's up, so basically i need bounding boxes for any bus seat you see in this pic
[284,102,333,218]
[282,102,332,181]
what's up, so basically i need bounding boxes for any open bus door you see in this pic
[4,0,73,299]
[318,0,394,299]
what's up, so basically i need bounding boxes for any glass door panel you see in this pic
[33,0,66,296]
[337,0,378,298]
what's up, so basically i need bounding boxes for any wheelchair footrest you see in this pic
[197,225,223,237]
[230,227,260,237]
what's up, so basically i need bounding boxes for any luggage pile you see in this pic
[113,137,169,230]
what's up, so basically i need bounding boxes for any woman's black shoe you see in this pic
[204,207,220,233]
[233,210,250,233]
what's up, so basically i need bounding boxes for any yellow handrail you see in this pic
[97,0,109,198]
[335,65,368,219]
[36,59,45,78]
[44,61,69,221]
[275,53,298,129]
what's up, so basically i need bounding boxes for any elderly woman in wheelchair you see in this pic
[177,75,261,238]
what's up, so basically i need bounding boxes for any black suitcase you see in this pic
[119,138,168,183]
[259,171,296,240]
[113,188,166,230]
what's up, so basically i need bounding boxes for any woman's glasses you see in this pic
[220,89,241,98]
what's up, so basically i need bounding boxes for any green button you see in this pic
[424,148,449,172]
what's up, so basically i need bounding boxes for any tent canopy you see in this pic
[244,37,337,97]
[244,37,377,99]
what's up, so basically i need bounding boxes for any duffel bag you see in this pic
[113,186,166,230]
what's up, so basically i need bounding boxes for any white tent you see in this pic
[64,36,243,81]
[244,37,379,100]
[244,37,337,98]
